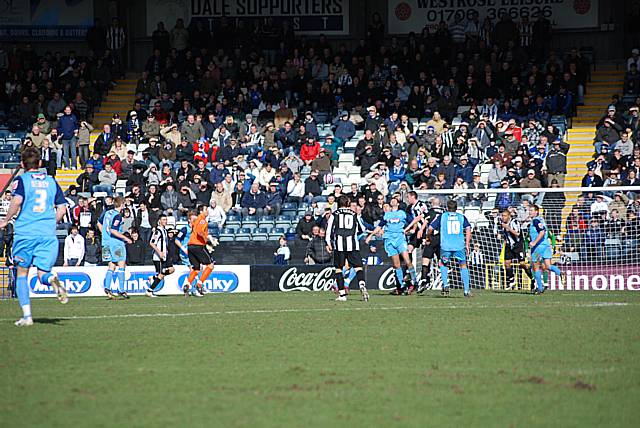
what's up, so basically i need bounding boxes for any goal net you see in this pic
[411,186,640,292]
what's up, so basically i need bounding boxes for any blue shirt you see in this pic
[529,216,550,252]
[382,210,408,238]
[12,171,66,237]
[99,209,124,245]
[430,211,470,251]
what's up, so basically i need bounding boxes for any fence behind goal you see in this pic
[413,186,640,292]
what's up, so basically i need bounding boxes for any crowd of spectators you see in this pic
[0,13,609,266]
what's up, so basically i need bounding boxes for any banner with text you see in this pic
[388,0,599,34]
[146,0,349,36]
[0,0,94,41]
[251,264,640,292]
[28,265,250,298]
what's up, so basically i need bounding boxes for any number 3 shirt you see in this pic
[12,171,66,238]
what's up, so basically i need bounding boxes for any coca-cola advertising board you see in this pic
[250,265,421,292]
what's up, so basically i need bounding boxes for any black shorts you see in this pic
[153,259,174,274]
[407,233,423,250]
[422,236,440,259]
[188,244,213,269]
[333,250,363,269]
[504,243,525,262]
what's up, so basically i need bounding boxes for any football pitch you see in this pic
[2,291,639,427]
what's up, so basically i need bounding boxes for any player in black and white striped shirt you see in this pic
[146,215,176,297]
[495,209,532,289]
[325,196,368,302]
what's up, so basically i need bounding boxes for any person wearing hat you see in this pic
[303,110,319,139]
[332,110,356,143]
[581,166,604,188]
[594,117,622,153]
[33,113,52,135]
[264,181,283,216]
[142,113,161,142]
[160,122,182,147]
[364,105,381,132]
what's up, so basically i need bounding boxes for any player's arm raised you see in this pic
[404,215,422,234]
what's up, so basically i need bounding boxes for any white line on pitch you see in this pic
[0,301,633,323]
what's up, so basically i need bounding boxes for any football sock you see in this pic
[394,267,404,289]
[116,268,126,293]
[421,264,429,282]
[103,269,114,291]
[461,268,470,294]
[522,265,533,279]
[355,269,365,288]
[200,265,213,283]
[16,275,31,319]
[150,276,161,291]
[534,270,544,292]
[186,270,199,288]
[335,272,345,294]
[407,267,417,284]
[41,272,53,286]
[549,265,562,276]
[506,267,515,285]
[440,266,449,289]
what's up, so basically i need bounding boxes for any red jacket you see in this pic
[300,142,320,163]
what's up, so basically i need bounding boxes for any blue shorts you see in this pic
[440,249,467,265]
[384,234,408,257]
[13,236,59,272]
[103,242,127,263]
[532,246,553,262]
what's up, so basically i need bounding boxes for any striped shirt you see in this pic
[410,200,429,230]
[494,218,523,249]
[106,26,126,50]
[150,226,168,261]
[326,208,365,252]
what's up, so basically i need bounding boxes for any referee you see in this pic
[146,215,175,297]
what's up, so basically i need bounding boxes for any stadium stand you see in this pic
[1,15,623,268]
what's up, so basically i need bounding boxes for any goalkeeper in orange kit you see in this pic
[182,205,215,297]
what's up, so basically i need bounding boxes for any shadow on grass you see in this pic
[35,318,65,325]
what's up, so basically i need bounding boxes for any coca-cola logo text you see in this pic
[279,267,336,292]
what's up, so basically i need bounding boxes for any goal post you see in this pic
[409,185,640,292]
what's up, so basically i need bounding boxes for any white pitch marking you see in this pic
[0,301,633,323]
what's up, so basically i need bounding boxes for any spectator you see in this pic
[273,236,291,265]
[241,182,266,218]
[57,105,79,169]
[63,225,84,267]
[206,199,226,229]
[295,212,316,240]
[77,120,93,167]
[305,227,331,264]
[304,170,323,204]
[76,163,99,193]
[83,229,100,266]
[126,228,145,266]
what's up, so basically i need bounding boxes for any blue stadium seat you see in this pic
[219,227,235,242]
[242,218,258,229]
[227,213,241,223]
[259,215,275,228]
[275,215,292,229]
[285,227,297,240]
[252,227,269,241]
[208,224,221,238]
[269,227,286,240]
[235,227,252,242]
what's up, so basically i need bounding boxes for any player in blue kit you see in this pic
[97,196,132,299]
[0,148,69,326]
[367,197,418,295]
[528,204,564,294]
[426,199,472,297]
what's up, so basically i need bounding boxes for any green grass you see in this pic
[2,291,640,427]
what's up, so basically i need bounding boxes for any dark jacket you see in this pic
[126,239,146,265]
[57,113,78,140]
[241,190,267,209]
[76,171,99,192]
[306,236,331,263]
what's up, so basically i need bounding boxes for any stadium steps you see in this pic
[57,78,137,190]
[564,66,624,188]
